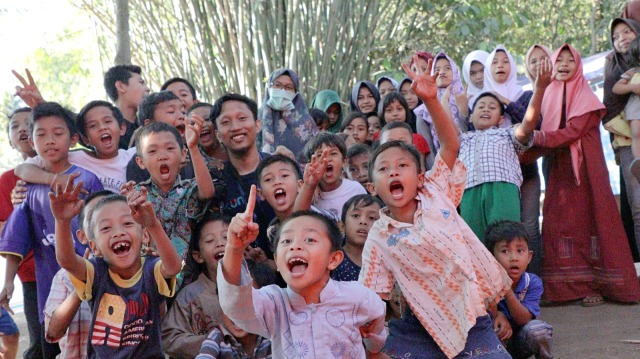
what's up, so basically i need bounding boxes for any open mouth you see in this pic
[325,164,335,177]
[159,164,171,179]
[214,250,225,261]
[100,133,113,146]
[18,134,28,142]
[496,71,506,75]
[176,124,186,136]
[287,257,308,277]
[389,180,404,200]
[112,240,131,256]
[274,188,287,205]
[480,114,491,120]
[200,128,212,141]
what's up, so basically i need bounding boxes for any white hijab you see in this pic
[462,50,490,108]
[483,45,523,102]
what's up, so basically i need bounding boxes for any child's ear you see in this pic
[328,249,344,270]
[257,187,265,201]
[297,179,303,192]
[135,155,147,170]
[338,221,345,234]
[70,133,80,148]
[115,80,127,95]
[192,251,205,264]
[76,229,89,246]
[497,115,505,126]
[366,182,377,196]
[28,136,34,150]
[80,135,92,147]
[88,241,101,257]
[119,122,127,136]
[143,119,151,126]
[527,250,533,264]
[417,173,425,188]
[181,147,188,161]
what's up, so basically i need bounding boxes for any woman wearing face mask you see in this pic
[259,68,319,160]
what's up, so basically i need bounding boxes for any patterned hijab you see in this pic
[462,50,490,108]
[258,68,318,157]
[483,45,523,102]
[541,44,606,185]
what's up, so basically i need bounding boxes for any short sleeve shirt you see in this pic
[498,272,543,327]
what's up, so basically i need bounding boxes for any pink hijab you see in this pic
[541,44,606,185]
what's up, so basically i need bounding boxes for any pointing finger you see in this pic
[243,185,257,221]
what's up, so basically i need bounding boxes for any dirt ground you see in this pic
[9,300,639,359]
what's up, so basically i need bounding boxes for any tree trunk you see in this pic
[114,0,131,65]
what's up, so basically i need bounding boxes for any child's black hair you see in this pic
[309,108,330,129]
[6,107,31,136]
[185,212,232,281]
[340,194,383,224]
[103,64,143,102]
[29,102,77,136]
[368,140,421,181]
[87,194,128,240]
[339,111,367,132]
[246,259,277,288]
[256,154,303,182]
[135,122,184,158]
[304,132,347,161]
[472,92,505,115]
[378,92,411,127]
[187,102,213,118]
[76,101,125,143]
[78,190,114,230]
[485,220,531,253]
[346,143,372,160]
[210,93,258,129]
[379,121,413,140]
[161,77,197,100]
[136,91,181,127]
[629,37,640,68]
[273,210,342,252]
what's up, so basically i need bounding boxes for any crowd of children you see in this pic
[5,7,640,358]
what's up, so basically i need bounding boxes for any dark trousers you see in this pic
[22,281,42,359]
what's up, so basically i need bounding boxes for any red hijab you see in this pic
[541,44,606,185]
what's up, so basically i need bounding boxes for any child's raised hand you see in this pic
[455,84,469,115]
[186,112,204,149]
[119,181,136,196]
[535,58,553,90]
[127,187,157,228]
[304,148,329,187]
[48,173,84,221]
[227,185,259,251]
[441,85,452,107]
[402,56,438,101]
[12,69,45,108]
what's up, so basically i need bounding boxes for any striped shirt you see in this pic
[359,153,511,358]
[196,327,271,358]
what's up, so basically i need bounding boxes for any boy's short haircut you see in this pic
[29,102,77,135]
[6,107,31,135]
[346,143,372,160]
[339,111,367,132]
[136,91,181,127]
[380,121,413,138]
[369,140,421,180]
[273,210,342,252]
[103,64,143,102]
[87,194,128,240]
[256,154,303,183]
[485,220,531,253]
[76,100,125,138]
[135,122,184,158]
[160,77,197,100]
[209,93,258,129]
[309,108,329,128]
[246,258,277,288]
[187,102,213,117]
[378,92,411,127]
[340,194,383,223]
[472,92,506,115]
[78,190,114,229]
[305,132,347,161]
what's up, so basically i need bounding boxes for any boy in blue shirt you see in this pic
[486,220,553,359]
[0,102,104,358]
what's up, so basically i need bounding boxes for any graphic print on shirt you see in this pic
[387,228,409,247]
[92,294,126,347]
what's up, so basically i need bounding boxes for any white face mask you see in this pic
[267,88,296,111]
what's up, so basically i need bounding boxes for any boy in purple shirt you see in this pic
[0,103,103,359]
[487,220,553,359]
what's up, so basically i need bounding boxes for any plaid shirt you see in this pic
[459,126,532,189]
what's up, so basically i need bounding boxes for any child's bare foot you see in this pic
[582,295,604,307]
[630,158,640,183]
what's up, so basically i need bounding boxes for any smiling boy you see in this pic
[218,186,387,358]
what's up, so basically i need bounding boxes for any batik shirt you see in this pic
[359,153,511,358]
[70,256,176,358]
[136,176,209,260]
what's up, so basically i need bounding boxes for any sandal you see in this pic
[582,295,604,307]
[629,158,640,183]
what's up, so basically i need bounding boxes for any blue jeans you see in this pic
[507,320,553,359]
[383,308,512,358]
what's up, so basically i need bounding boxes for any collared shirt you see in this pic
[218,261,387,358]
[498,272,543,328]
[359,153,511,359]
[44,269,91,359]
[136,176,209,260]
[459,126,532,189]
[196,326,271,359]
